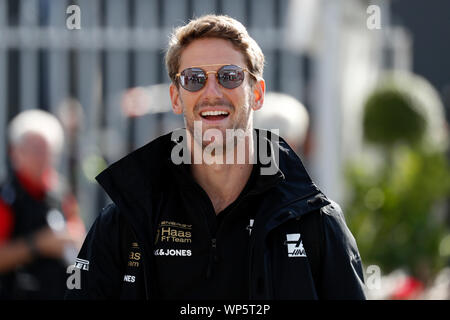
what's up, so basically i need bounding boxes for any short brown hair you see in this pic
[165,14,264,86]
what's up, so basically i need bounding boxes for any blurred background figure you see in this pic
[254,92,310,159]
[0,109,85,299]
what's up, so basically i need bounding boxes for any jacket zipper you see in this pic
[206,238,218,279]
[193,184,218,280]
[203,177,283,281]
[186,164,284,283]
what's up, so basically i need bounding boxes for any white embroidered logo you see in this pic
[285,233,307,257]
[247,219,254,235]
[74,258,90,271]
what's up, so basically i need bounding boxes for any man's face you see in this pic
[10,133,53,185]
[170,38,264,149]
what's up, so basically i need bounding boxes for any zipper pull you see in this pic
[211,238,218,262]
[206,238,217,279]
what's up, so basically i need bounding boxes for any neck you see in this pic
[191,162,253,215]
[188,129,255,214]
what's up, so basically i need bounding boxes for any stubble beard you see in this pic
[183,95,254,155]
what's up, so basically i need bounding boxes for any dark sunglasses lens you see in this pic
[218,65,244,89]
[180,68,206,91]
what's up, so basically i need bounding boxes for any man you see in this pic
[0,109,85,299]
[66,15,366,300]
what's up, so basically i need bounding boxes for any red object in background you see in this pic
[15,170,48,201]
[0,199,14,244]
[391,276,424,300]
[0,169,86,246]
[0,170,54,245]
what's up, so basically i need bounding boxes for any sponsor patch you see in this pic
[123,275,135,283]
[155,221,192,244]
[127,250,141,268]
[74,258,90,271]
[153,248,192,257]
[284,233,307,257]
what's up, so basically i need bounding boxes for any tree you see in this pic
[345,71,450,283]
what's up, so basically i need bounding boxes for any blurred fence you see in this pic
[0,0,412,228]
[0,0,313,226]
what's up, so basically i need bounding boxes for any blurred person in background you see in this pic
[254,92,310,158]
[66,15,365,300]
[0,109,85,299]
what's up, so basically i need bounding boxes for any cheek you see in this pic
[238,89,254,111]
[179,93,196,113]
[240,82,255,104]
[227,87,250,108]
[29,155,48,171]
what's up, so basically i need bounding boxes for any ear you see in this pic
[170,83,183,115]
[251,78,265,111]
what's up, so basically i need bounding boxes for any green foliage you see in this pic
[347,149,450,276]
[363,89,426,147]
[345,148,450,280]
[346,72,450,282]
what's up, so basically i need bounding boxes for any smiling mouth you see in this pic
[200,110,230,121]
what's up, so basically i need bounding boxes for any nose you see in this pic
[201,72,223,98]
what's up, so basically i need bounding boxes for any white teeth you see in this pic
[201,110,229,116]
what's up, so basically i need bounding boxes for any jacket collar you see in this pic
[245,129,330,232]
[95,129,328,237]
[167,128,285,196]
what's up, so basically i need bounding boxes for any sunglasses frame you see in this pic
[175,64,258,92]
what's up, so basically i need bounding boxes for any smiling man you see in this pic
[169,36,265,214]
[66,15,366,300]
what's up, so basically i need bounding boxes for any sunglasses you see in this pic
[175,64,257,92]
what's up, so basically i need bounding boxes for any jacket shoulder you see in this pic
[319,199,358,252]
[318,199,366,299]
[98,203,121,224]
[95,131,175,199]
[320,200,344,220]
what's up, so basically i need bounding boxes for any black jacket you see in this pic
[65,129,366,300]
